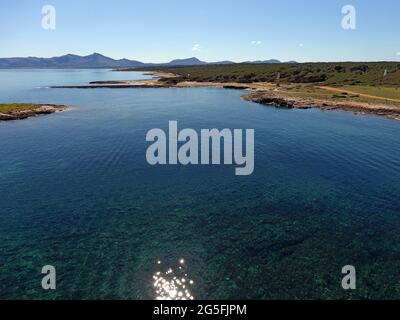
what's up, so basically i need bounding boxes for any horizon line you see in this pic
[1,52,399,64]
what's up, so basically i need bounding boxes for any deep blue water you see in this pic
[0,69,400,299]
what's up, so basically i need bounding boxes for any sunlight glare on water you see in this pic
[153,258,195,300]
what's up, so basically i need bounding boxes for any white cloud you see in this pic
[299,43,304,47]
[192,44,201,51]
[396,52,400,56]
[251,40,263,46]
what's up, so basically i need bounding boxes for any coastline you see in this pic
[0,104,67,121]
[242,90,400,121]
[51,71,400,121]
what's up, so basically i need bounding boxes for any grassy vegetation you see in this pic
[0,103,42,113]
[141,62,400,86]
[137,62,400,106]
[276,84,400,106]
[337,85,400,100]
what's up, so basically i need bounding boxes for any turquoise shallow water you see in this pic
[0,69,400,299]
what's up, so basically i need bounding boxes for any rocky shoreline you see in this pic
[0,104,67,121]
[242,91,400,121]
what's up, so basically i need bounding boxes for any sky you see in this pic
[0,0,399,62]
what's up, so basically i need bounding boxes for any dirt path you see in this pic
[319,86,400,103]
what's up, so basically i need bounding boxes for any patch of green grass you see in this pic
[0,103,41,113]
[274,85,400,107]
[340,85,400,100]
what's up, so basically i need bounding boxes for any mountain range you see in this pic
[0,53,297,69]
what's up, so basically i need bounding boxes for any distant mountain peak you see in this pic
[0,53,144,68]
[167,57,207,66]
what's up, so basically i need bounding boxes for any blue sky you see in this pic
[0,0,399,62]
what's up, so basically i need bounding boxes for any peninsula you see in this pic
[51,61,400,121]
[0,103,66,121]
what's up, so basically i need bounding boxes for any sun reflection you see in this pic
[153,258,195,300]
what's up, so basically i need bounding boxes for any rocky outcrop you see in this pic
[242,91,400,120]
[0,105,66,121]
